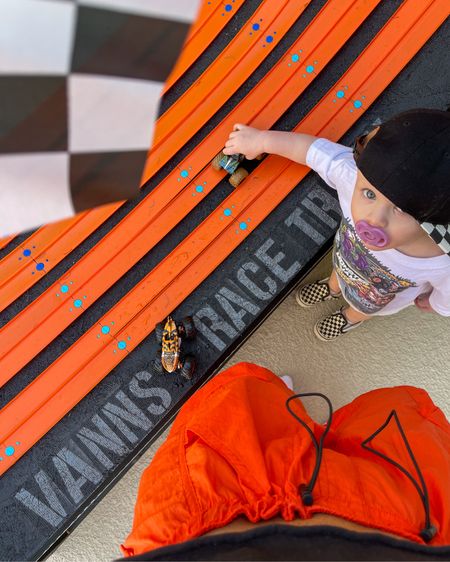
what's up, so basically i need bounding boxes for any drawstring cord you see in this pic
[285,393,333,506]
[361,409,437,543]
[285,396,437,542]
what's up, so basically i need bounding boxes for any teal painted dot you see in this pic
[23,249,31,257]
[74,299,83,308]
[195,185,204,193]
[336,90,345,98]
[61,284,69,293]
[36,263,44,271]
[239,222,247,230]
[266,35,273,43]
[224,209,232,216]
[225,4,232,11]
[306,65,314,73]
[5,446,15,456]
[180,170,188,178]
[102,326,110,334]
[291,54,299,63]
[118,341,126,350]
[353,100,362,108]
[252,23,260,30]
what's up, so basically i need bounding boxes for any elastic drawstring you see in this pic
[361,409,437,543]
[285,393,333,506]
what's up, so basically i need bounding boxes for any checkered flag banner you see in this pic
[0,0,199,238]
[421,222,450,256]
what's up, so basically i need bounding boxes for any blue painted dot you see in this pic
[252,23,260,31]
[36,263,44,271]
[118,341,126,350]
[225,4,232,11]
[102,326,110,334]
[291,54,299,63]
[306,65,314,73]
[74,299,83,308]
[61,284,69,293]
[239,222,247,230]
[180,170,188,178]
[224,208,232,216]
[5,446,15,456]
[336,90,345,98]
[23,249,31,257]
[266,35,273,43]
[353,100,362,108]
[195,185,204,193]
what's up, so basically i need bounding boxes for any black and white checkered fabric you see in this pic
[295,277,339,308]
[314,308,360,342]
[421,222,450,256]
[0,0,198,238]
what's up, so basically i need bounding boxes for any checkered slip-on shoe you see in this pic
[314,307,362,342]
[295,278,341,308]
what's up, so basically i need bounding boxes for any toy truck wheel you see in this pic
[229,167,248,188]
[152,356,164,374]
[212,152,225,171]
[155,322,164,342]
[180,355,196,380]
[181,316,196,339]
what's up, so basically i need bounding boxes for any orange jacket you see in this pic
[121,362,450,556]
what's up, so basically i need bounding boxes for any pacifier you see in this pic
[355,220,389,248]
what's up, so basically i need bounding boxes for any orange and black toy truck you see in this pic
[153,315,196,379]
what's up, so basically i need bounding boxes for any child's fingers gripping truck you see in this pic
[153,315,196,380]
[212,151,264,187]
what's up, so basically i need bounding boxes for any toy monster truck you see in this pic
[212,151,265,188]
[152,315,196,379]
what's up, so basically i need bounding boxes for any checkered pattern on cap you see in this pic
[0,0,197,237]
[421,222,450,256]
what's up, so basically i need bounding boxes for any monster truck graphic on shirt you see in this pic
[333,217,416,314]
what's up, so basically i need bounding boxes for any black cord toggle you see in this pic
[420,525,437,543]
[299,484,314,506]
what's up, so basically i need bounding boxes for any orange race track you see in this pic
[0,0,447,479]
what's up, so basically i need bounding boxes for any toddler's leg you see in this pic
[328,268,342,297]
[342,305,372,324]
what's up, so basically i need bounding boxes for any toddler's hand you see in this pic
[414,292,434,313]
[223,124,265,160]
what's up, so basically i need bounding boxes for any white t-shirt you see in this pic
[306,138,450,316]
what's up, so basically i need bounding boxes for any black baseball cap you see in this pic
[355,109,450,255]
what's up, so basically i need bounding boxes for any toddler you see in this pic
[223,109,450,341]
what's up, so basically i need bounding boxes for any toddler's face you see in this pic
[351,172,424,252]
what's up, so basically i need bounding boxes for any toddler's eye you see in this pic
[362,188,376,200]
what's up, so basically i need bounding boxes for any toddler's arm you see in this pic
[223,124,318,165]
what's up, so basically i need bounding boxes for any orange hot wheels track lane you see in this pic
[1,1,448,559]
[0,0,447,473]
[0,0,309,312]
[0,0,378,383]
